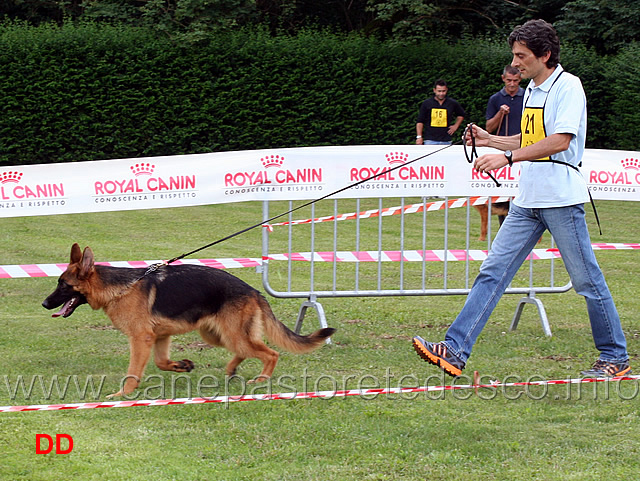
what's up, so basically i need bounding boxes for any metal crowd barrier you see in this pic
[260,196,572,339]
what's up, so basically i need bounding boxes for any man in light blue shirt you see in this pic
[412,19,630,379]
[516,64,589,207]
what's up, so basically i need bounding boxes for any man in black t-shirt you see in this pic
[415,79,465,145]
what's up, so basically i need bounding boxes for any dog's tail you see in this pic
[260,297,335,353]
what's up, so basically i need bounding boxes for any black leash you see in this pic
[463,123,501,187]
[146,141,461,274]
[138,131,601,281]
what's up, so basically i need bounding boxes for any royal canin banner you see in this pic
[0,145,638,218]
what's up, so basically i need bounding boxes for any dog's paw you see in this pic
[106,391,123,399]
[174,359,195,372]
[247,375,270,384]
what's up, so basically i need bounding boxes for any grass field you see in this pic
[1,198,639,480]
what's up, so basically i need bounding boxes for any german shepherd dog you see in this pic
[43,243,336,397]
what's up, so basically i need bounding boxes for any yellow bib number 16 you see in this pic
[431,108,448,128]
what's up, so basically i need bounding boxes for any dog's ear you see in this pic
[78,246,95,279]
[70,243,82,264]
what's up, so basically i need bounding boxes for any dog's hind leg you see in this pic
[153,336,195,373]
[221,338,279,382]
[237,340,279,383]
[199,326,246,375]
[199,326,246,377]
[225,355,245,378]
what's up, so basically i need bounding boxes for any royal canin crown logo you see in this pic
[224,153,322,187]
[349,151,445,183]
[130,163,155,176]
[94,163,196,196]
[589,158,640,186]
[621,158,640,171]
[0,171,23,184]
[385,152,409,166]
[261,155,285,169]
[0,171,64,201]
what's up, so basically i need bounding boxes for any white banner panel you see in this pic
[0,145,638,218]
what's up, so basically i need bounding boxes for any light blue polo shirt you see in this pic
[514,65,590,208]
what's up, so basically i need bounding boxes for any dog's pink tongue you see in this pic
[51,299,73,318]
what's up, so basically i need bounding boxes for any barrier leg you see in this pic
[294,295,331,343]
[510,293,552,337]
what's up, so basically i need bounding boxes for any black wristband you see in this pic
[504,150,513,167]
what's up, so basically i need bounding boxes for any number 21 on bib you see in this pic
[521,107,550,160]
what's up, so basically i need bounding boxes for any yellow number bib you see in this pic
[431,108,448,128]
[520,106,550,160]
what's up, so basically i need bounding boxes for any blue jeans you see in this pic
[423,140,452,145]
[443,203,628,363]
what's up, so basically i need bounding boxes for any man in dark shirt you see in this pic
[485,65,524,136]
[416,79,465,145]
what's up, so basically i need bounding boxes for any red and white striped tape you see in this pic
[1,244,638,279]
[2,375,638,413]
[264,247,562,264]
[284,243,638,263]
[555,242,640,252]
[0,258,262,279]
[264,196,513,230]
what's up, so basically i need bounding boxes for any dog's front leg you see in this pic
[107,331,155,398]
[154,336,195,372]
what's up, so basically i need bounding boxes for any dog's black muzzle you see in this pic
[42,281,88,318]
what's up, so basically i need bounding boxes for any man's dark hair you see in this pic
[508,19,560,69]
[433,79,447,89]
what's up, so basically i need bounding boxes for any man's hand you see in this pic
[473,153,508,173]
[449,116,465,137]
[464,123,491,148]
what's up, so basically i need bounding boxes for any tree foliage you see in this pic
[0,1,638,54]
[366,0,523,42]
[555,0,640,54]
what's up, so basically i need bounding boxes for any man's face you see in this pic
[511,41,549,82]
[502,72,521,95]
[433,85,448,101]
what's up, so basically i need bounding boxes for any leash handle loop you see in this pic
[463,123,501,187]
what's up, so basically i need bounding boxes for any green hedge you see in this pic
[0,23,636,165]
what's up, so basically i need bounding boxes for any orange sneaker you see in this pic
[412,336,465,377]
[581,359,631,378]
